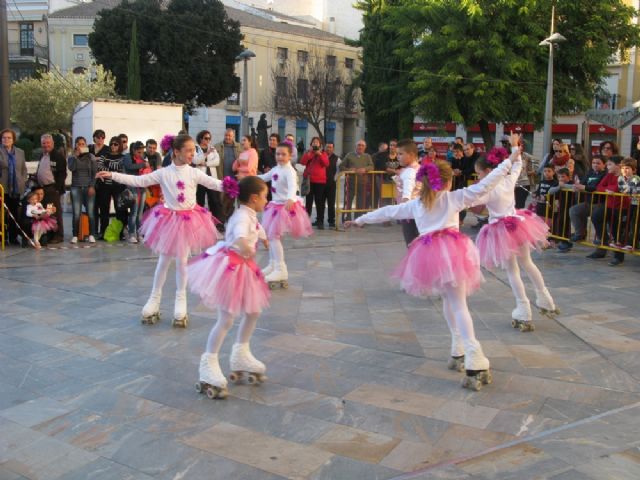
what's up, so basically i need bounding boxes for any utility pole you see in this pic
[0,0,11,127]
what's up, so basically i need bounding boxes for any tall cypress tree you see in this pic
[356,0,413,147]
[126,19,141,100]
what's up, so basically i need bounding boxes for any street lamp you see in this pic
[540,5,567,159]
[236,49,256,138]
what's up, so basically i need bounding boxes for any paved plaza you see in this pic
[1,218,639,480]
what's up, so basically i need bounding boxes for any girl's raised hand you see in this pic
[509,131,521,147]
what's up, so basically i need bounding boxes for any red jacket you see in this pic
[596,173,629,209]
[300,150,330,184]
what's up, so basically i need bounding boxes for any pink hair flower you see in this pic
[160,134,175,152]
[416,163,443,191]
[222,176,240,199]
[486,147,509,166]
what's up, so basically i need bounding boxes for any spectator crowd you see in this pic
[1,127,639,266]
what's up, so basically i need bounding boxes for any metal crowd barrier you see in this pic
[545,189,639,256]
[0,184,4,250]
[335,170,397,229]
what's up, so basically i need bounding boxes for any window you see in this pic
[326,55,336,67]
[227,92,239,105]
[345,58,354,69]
[276,76,288,97]
[277,47,288,63]
[73,34,89,47]
[297,50,308,65]
[297,78,308,100]
[19,23,34,56]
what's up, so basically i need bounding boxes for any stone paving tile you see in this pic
[180,422,334,480]
[313,424,401,463]
[0,397,73,428]
[1,224,640,479]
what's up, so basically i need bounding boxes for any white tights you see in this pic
[269,238,284,264]
[205,308,260,353]
[441,284,489,371]
[505,245,547,303]
[150,253,189,294]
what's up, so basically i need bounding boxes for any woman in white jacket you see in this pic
[194,130,222,223]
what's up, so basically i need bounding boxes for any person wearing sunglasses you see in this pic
[95,136,128,239]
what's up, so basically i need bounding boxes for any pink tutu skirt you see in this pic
[477,209,549,270]
[32,216,58,234]
[392,228,483,297]
[262,201,313,240]
[188,245,271,315]
[140,204,221,257]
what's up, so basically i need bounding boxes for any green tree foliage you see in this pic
[381,0,640,146]
[10,66,116,132]
[127,19,141,100]
[356,0,413,147]
[89,0,243,109]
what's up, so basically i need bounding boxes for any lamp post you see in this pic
[540,4,566,159]
[236,49,256,138]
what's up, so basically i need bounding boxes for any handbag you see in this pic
[117,188,136,209]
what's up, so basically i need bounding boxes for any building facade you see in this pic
[6,0,49,82]
[46,1,365,156]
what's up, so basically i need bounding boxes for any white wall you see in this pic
[73,101,183,146]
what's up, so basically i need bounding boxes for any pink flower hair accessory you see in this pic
[486,146,509,167]
[416,162,443,191]
[223,176,240,199]
[160,134,175,153]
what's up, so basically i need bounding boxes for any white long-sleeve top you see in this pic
[193,145,221,179]
[396,162,421,201]
[110,163,222,211]
[258,162,298,203]
[355,158,513,235]
[209,205,266,256]
[471,149,523,223]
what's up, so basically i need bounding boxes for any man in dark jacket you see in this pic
[37,134,67,243]
[324,142,340,227]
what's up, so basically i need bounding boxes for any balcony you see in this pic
[8,42,48,62]
[594,93,618,110]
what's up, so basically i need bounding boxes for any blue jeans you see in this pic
[71,186,96,236]
[128,188,147,236]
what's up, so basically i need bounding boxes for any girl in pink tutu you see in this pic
[189,176,271,399]
[96,134,233,328]
[346,133,521,391]
[258,142,313,288]
[472,145,557,332]
[26,190,57,249]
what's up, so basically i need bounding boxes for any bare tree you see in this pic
[270,48,359,143]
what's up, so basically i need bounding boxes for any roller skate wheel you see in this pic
[511,319,519,328]
[462,376,482,391]
[268,282,277,290]
[217,388,228,399]
[281,281,288,289]
[229,371,240,383]
[195,382,204,393]
[141,314,159,325]
[519,322,535,332]
[205,386,216,399]
[447,357,464,372]
[247,373,258,384]
[172,317,188,328]
[478,370,493,385]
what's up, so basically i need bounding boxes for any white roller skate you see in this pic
[511,300,534,332]
[461,345,492,392]
[447,333,465,372]
[535,288,559,318]
[261,260,275,276]
[229,343,267,384]
[265,262,288,289]
[141,290,161,325]
[196,353,228,399]
[172,290,189,328]
[447,355,465,372]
